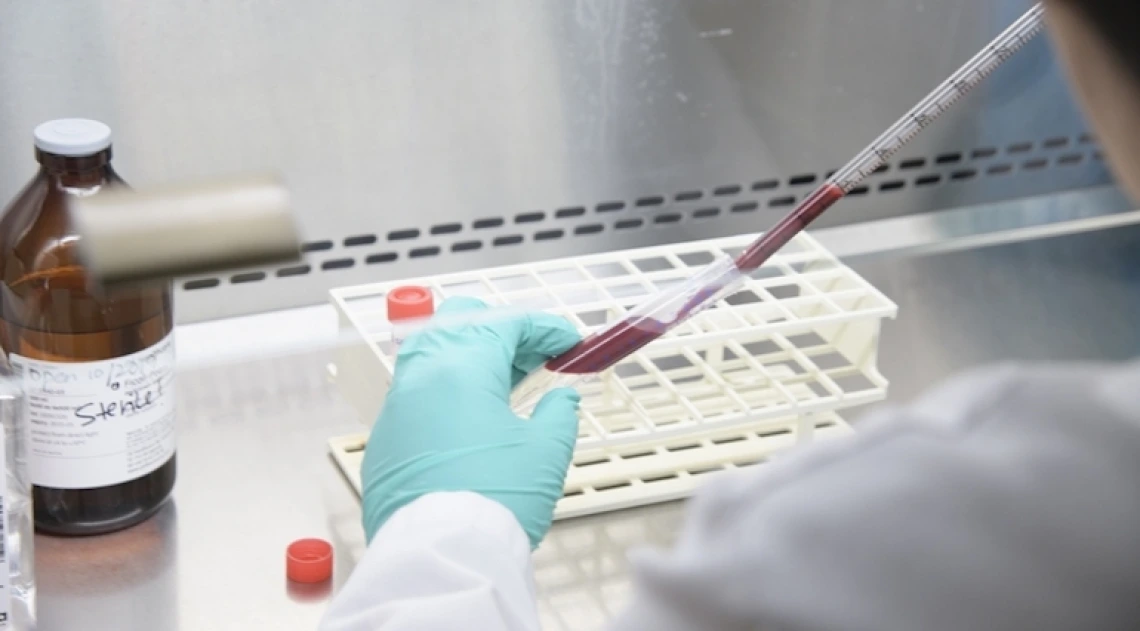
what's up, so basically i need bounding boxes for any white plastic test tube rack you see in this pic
[327,232,897,519]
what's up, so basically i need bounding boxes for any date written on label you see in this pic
[21,337,174,394]
[100,338,174,391]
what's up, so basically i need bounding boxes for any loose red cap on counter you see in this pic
[387,285,434,321]
[286,538,333,583]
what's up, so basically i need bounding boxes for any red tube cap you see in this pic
[387,285,434,321]
[287,538,333,583]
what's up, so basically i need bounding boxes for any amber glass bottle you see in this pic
[0,119,176,535]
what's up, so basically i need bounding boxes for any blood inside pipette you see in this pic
[546,317,666,374]
[735,184,844,271]
[546,183,845,375]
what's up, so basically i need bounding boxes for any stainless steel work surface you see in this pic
[32,197,1140,630]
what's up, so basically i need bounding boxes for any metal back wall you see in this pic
[0,0,1110,323]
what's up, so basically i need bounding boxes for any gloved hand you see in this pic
[360,296,583,548]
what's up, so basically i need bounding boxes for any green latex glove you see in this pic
[361,296,583,548]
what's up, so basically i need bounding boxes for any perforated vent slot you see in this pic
[181,134,1101,291]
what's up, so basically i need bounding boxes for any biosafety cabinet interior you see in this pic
[0,1,1109,325]
[0,2,1129,630]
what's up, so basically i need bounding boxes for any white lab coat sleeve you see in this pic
[606,360,1140,631]
[319,491,540,631]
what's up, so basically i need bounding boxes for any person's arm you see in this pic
[604,360,1140,630]
[320,493,539,631]
[320,297,582,631]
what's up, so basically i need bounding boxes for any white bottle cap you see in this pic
[33,118,112,157]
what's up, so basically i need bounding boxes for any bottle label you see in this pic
[0,428,11,629]
[10,334,176,489]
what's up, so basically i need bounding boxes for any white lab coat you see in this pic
[321,360,1140,630]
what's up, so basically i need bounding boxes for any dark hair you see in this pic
[1069,0,1140,81]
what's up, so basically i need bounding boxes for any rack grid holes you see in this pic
[752,179,779,191]
[879,180,905,192]
[653,213,683,225]
[767,283,801,300]
[725,290,763,306]
[620,450,656,460]
[693,207,720,220]
[535,229,565,241]
[1044,137,1070,149]
[915,174,941,187]
[788,332,827,346]
[986,163,1014,176]
[769,196,796,208]
[675,190,703,201]
[1058,153,1084,165]
[730,201,759,213]
[872,164,889,174]
[847,185,870,196]
[1008,142,1033,154]
[788,174,817,186]
[812,351,854,371]
[899,158,926,170]
[593,480,633,492]
[935,152,962,165]
[633,256,674,272]
[615,218,644,230]
[679,251,715,266]
[713,184,742,197]
[833,373,878,392]
[597,201,625,213]
[951,169,977,181]
[971,147,997,159]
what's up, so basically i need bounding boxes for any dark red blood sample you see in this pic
[734,183,844,271]
[546,317,666,374]
[547,182,846,375]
